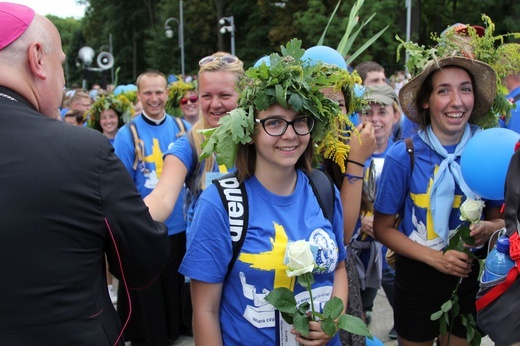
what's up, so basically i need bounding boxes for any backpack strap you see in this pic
[173,117,187,138]
[213,172,249,276]
[393,138,415,228]
[216,169,335,276]
[404,137,414,172]
[307,169,334,225]
[129,121,146,171]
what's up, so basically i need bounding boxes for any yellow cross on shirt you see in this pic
[410,165,463,240]
[144,138,164,177]
[239,222,295,290]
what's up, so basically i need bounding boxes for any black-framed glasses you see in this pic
[255,116,315,137]
[180,95,198,105]
[199,54,239,66]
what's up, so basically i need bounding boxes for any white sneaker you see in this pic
[108,284,117,305]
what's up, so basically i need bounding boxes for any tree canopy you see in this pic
[51,0,519,88]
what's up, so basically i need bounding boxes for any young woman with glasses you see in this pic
[178,42,354,346]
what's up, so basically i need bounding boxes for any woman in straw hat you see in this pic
[373,56,504,346]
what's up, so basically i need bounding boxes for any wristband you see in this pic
[347,159,364,168]
[344,173,363,184]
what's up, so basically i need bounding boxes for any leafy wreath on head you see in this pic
[87,93,134,130]
[199,38,364,173]
[396,15,520,129]
[165,79,197,117]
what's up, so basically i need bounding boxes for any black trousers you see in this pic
[117,232,190,345]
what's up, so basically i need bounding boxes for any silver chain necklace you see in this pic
[0,92,18,102]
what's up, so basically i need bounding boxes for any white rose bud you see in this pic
[460,198,485,222]
[286,240,315,277]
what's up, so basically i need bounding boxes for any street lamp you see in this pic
[219,16,235,56]
[164,1,185,77]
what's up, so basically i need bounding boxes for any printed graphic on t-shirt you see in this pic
[408,165,463,250]
[237,222,337,329]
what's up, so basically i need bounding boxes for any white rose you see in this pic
[460,198,485,222]
[286,240,315,277]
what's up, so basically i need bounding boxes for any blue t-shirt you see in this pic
[352,139,394,271]
[179,169,346,345]
[374,133,502,251]
[113,114,191,235]
[499,86,520,134]
[393,114,419,140]
[164,133,233,237]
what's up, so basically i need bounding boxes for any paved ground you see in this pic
[129,287,494,346]
[169,289,400,346]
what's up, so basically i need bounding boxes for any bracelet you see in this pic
[347,159,365,168]
[344,173,364,184]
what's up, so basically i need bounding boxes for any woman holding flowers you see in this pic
[179,40,354,345]
[373,56,504,346]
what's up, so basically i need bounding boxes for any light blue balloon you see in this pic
[461,128,520,200]
[253,55,270,68]
[168,74,178,83]
[302,45,347,69]
[113,85,126,95]
[125,84,137,92]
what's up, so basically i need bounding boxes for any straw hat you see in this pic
[399,56,496,124]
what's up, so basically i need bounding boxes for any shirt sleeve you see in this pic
[179,184,233,283]
[99,139,170,288]
[164,134,194,173]
[373,140,410,216]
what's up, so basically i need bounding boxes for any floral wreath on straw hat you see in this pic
[87,93,134,128]
[165,79,197,117]
[199,38,361,173]
[396,15,520,128]
[399,56,497,125]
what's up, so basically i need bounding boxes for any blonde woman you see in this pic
[144,52,244,234]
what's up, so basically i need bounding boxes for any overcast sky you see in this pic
[8,0,86,18]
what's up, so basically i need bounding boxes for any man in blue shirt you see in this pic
[114,70,192,345]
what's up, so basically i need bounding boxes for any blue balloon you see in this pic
[125,84,137,92]
[167,74,178,83]
[461,128,520,200]
[253,55,270,68]
[302,45,347,69]
[113,85,126,95]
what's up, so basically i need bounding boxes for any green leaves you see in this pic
[297,272,315,291]
[198,108,254,168]
[318,0,388,66]
[338,314,372,338]
[293,313,310,336]
[323,297,343,320]
[266,284,372,339]
[446,221,477,259]
[264,288,297,315]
